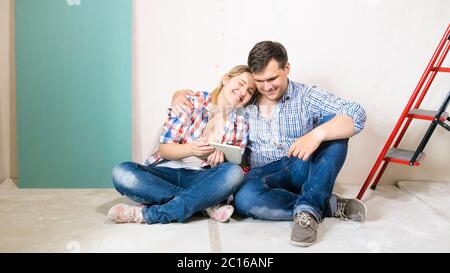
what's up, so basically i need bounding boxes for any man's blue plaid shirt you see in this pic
[244,79,366,168]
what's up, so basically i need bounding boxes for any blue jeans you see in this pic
[234,115,348,221]
[111,162,244,224]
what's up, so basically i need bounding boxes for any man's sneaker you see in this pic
[332,193,367,221]
[108,204,145,224]
[290,211,318,247]
[205,204,234,222]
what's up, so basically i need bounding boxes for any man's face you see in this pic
[253,59,290,103]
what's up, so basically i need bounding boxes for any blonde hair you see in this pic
[210,65,252,104]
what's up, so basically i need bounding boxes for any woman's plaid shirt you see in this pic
[144,91,248,167]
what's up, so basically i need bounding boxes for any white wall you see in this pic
[1,0,16,182]
[0,0,12,182]
[2,0,449,186]
[134,0,450,185]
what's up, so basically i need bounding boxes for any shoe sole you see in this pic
[333,193,368,221]
[290,238,315,247]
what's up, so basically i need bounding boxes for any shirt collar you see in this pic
[203,93,239,124]
[204,93,212,112]
[281,78,294,103]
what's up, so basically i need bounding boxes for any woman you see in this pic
[108,65,256,224]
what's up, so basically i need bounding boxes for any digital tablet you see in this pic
[208,142,242,164]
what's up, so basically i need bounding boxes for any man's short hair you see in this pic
[247,41,288,73]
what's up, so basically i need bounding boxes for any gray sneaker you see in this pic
[290,211,318,247]
[332,193,367,221]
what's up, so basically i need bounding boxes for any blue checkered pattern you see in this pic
[245,79,366,168]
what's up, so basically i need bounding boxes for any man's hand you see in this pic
[190,137,215,159]
[206,151,224,167]
[288,129,326,161]
[171,89,194,115]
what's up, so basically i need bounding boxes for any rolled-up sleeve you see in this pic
[305,85,367,135]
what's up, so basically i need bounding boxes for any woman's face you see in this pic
[221,72,256,107]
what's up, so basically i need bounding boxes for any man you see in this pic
[172,41,367,247]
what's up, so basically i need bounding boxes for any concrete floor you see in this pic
[1,178,449,253]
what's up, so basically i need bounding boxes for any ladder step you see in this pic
[384,148,424,166]
[407,108,448,121]
[431,67,450,72]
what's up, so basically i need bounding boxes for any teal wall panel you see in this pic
[16,0,132,188]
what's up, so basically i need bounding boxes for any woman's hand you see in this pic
[206,151,225,167]
[171,89,194,115]
[190,137,215,159]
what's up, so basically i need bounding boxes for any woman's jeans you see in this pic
[234,115,348,222]
[112,162,244,224]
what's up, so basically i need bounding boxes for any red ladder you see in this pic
[357,24,450,200]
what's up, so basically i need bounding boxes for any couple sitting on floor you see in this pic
[108,41,367,247]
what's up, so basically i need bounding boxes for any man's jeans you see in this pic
[234,115,348,221]
[112,162,244,224]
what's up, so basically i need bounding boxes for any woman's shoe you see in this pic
[205,204,234,222]
[108,204,145,224]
